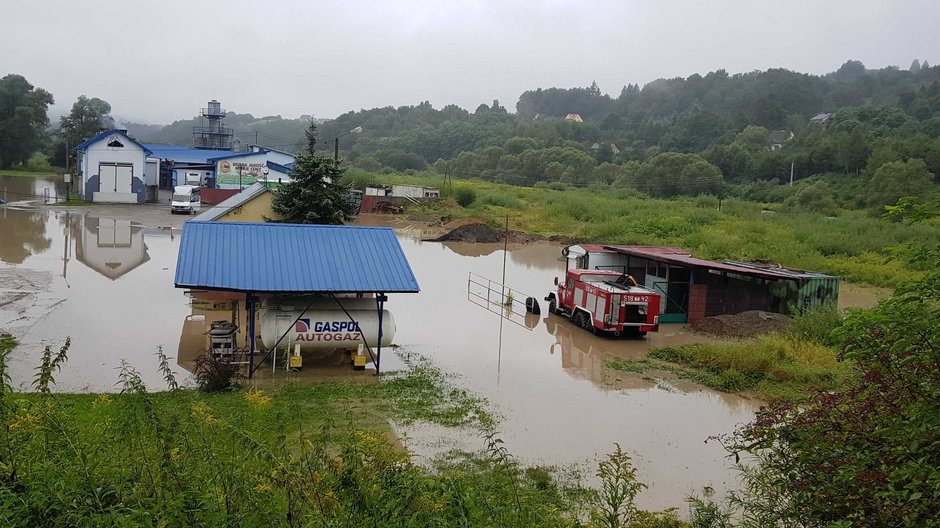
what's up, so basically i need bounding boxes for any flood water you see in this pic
[0,175,886,512]
[0,175,188,392]
[376,228,757,510]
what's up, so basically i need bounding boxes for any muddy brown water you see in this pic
[0,177,889,512]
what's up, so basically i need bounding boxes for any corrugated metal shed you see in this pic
[175,221,420,293]
[602,246,789,281]
[192,183,271,222]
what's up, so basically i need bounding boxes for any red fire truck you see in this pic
[544,269,661,337]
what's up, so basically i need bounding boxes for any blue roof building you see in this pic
[175,221,419,375]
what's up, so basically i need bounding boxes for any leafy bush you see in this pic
[478,190,521,208]
[724,275,940,526]
[454,186,477,207]
[193,353,242,392]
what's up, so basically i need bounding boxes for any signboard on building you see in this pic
[216,158,268,187]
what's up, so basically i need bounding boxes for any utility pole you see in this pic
[789,161,795,186]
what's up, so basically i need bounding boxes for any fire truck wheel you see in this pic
[574,311,593,333]
[571,311,583,326]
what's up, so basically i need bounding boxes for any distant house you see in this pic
[809,113,834,125]
[74,129,152,203]
[192,182,281,223]
[365,184,391,197]
[767,130,794,150]
[590,142,620,154]
[564,113,584,123]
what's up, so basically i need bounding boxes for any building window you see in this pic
[107,138,124,148]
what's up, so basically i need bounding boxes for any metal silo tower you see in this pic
[193,100,234,150]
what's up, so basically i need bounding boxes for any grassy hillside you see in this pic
[346,170,936,288]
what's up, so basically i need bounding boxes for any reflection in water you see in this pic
[543,317,706,386]
[1,182,188,393]
[75,216,151,280]
[0,209,51,264]
[442,240,566,272]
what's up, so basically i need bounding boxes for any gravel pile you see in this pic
[689,310,791,338]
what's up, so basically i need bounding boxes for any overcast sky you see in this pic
[5,0,939,125]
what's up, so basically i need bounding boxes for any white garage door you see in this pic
[98,163,133,193]
[99,164,116,193]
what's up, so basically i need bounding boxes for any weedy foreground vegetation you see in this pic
[0,337,696,528]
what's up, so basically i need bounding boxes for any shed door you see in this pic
[144,161,158,186]
[98,163,133,192]
[115,164,133,192]
[98,163,117,192]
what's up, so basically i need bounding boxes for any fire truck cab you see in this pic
[546,269,660,337]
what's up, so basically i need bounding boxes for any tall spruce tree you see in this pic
[270,124,358,224]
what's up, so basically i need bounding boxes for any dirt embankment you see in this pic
[425,223,548,244]
[689,310,791,338]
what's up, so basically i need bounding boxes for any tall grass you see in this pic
[382,172,935,287]
[609,331,852,401]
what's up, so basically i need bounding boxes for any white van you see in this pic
[171,185,201,214]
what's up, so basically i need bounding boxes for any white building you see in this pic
[74,129,152,203]
[391,184,440,199]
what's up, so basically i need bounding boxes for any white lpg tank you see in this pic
[259,297,395,351]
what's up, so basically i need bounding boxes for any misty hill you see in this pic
[126,112,309,152]
[125,60,940,207]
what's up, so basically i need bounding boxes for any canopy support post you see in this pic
[247,293,257,378]
[376,293,387,374]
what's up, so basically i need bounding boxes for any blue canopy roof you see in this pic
[175,221,420,293]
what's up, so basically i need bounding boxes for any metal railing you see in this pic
[200,107,227,117]
[193,126,234,135]
[467,272,536,330]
